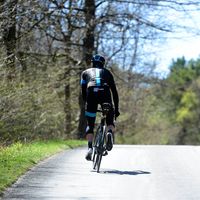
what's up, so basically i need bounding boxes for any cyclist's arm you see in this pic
[80,72,87,102]
[109,72,119,111]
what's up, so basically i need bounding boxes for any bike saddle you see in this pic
[102,103,111,115]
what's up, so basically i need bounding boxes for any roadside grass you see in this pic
[0,139,86,194]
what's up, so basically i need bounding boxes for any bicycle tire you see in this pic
[96,153,103,173]
[92,147,97,169]
[95,125,106,172]
[93,126,101,170]
[92,126,104,172]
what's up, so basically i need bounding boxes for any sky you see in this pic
[154,3,200,76]
[156,35,200,76]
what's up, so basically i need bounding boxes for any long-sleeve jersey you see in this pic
[80,67,119,110]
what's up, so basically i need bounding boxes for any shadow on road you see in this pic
[100,169,151,176]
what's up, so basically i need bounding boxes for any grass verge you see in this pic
[0,139,86,194]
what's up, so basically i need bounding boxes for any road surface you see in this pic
[1,145,200,200]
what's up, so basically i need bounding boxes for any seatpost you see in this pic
[100,113,106,126]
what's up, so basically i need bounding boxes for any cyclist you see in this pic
[80,54,120,161]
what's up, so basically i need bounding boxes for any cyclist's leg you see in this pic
[85,116,96,160]
[85,114,96,146]
[99,88,115,151]
[99,88,115,133]
[105,106,115,151]
[85,88,98,160]
[106,107,115,134]
[106,106,115,134]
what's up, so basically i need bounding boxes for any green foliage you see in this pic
[2,55,200,145]
[176,90,198,123]
[116,56,200,145]
[112,66,176,145]
[0,61,81,143]
[0,140,86,193]
[165,57,200,144]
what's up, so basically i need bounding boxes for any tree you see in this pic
[1,0,200,144]
[1,0,18,79]
[77,0,96,138]
[165,57,200,144]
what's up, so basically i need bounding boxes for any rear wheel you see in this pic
[93,126,101,170]
[93,126,105,172]
[96,126,106,172]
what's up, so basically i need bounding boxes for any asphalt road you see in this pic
[1,145,200,200]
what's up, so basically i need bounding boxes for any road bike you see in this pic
[92,103,111,173]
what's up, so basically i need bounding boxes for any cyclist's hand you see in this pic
[115,110,120,119]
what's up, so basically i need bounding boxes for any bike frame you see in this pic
[92,103,110,173]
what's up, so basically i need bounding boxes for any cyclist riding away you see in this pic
[80,54,120,161]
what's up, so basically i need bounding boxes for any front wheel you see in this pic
[93,126,104,172]
[92,147,97,169]
[96,153,103,173]
[93,151,102,172]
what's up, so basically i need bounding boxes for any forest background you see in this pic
[1,0,200,145]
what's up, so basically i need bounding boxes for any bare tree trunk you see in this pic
[2,0,18,79]
[77,90,86,139]
[64,81,71,135]
[77,0,96,138]
[63,0,73,136]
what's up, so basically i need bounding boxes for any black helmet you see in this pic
[91,54,105,67]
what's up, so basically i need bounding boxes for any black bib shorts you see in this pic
[85,86,114,134]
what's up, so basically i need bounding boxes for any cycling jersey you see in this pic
[81,67,119,111]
